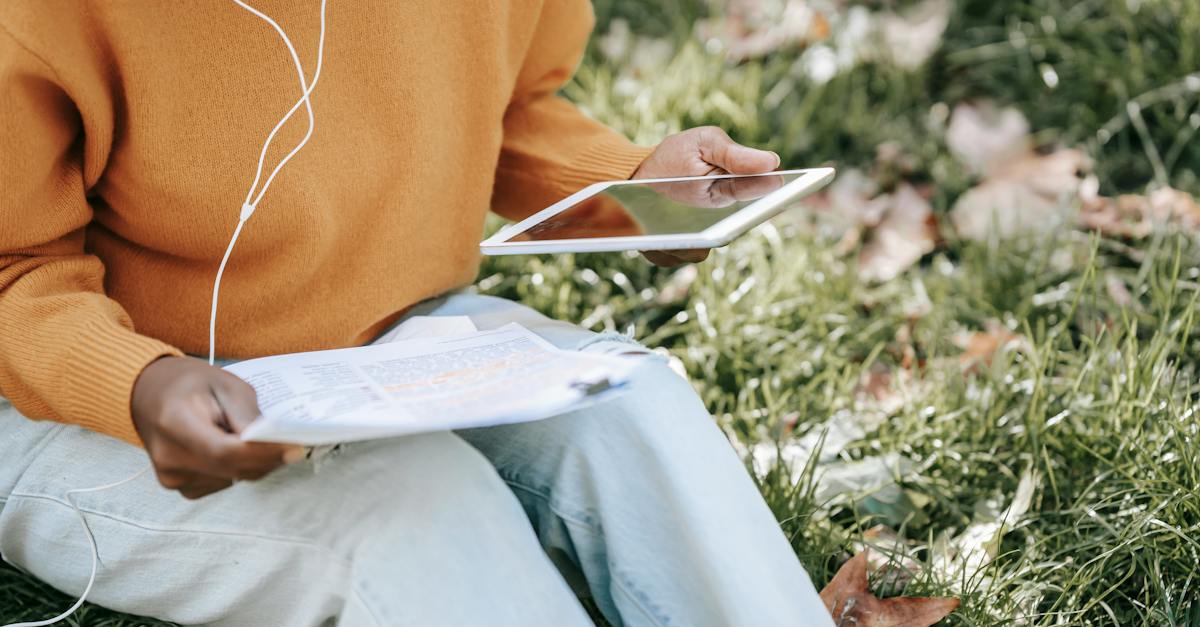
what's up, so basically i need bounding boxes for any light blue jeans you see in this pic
[0,292,831,626]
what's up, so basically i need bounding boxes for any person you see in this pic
[0,2,833,625]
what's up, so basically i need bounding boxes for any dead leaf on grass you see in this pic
[1078,185,1200,238]
[955,321,1030,370]
[804,174,938,282]
[945,102,1030,177]
[859,184,939,282]
[875,0,952,71]
[820,552,960,627]
[946,103,1090,241]
[931,468,1038,584]
[853,525,925,592]
[951,149,1088,241]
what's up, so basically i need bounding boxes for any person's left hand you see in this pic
[632,126,780,267]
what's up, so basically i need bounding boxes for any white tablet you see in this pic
[480,167,836,255]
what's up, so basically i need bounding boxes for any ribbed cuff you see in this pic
[555,133,656,196]
[63,319,183,447]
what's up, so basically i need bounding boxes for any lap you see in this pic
[0,292,707,623]
[0,397,530,624]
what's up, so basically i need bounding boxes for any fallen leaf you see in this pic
[955,321,1030,370]
[805,175,938,282]
[814,453,915,504]
[931,469,1038,584]
[1077,194,1153,238]
[875,0,951,71]
[1078,185,1200,238]
[1149,186,1200,228]
[821,552,960,627]
[946,103,1031,177]
[946,102,1090,241]
[854,525,924,592]
[856,362,900,406]
[951,148,1087,241]
[859,183,939,282]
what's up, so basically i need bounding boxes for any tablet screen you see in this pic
[500,171,799,242]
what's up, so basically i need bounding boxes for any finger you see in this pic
[163,395,297,479]
[669,248,711,263]
[641,250,686,267]
[727,173,786,200]
[157,433,291,483]
[179,477,235,500]
[696,127,780,175]
[210,374,307,470]
[154,467,198,492]
[211,371,263,434]
[703,179,740,208]
[652,180,730,208]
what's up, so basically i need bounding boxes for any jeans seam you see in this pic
[611,573,670,627]
[4,492,353,570]
[501,479,601,533]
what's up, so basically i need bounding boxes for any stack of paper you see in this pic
[230,323,639,445]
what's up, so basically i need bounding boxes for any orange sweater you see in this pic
[0,1,652,446]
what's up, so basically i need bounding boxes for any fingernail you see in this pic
[772,152,782,169]
[283,446,307,464]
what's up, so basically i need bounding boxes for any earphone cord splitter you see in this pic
[1,2,327,625]
[212,0,329,366]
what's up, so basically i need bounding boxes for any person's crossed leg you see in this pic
[0,292,830,626]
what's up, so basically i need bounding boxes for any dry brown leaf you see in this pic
[807,174,938,282]
[955,321,1029,370]
[1077,194,1154,238]
[946,102,1090,241]
[857,525,924,592]
[1078,186,1200,238]
[859,184,939,282]
[1150,187,1200,229]
[820,552,960,627]
[856,364,895,403]
[876,0,951,71]
[951,149,1088,241]
[945,102,1030,177]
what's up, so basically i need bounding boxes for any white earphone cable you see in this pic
[3,3,328,625]
[210,0,328,365]
[1,468,148,627]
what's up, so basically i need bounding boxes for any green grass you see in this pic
[4,0,1199,625]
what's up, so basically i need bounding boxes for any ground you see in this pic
[3,0,1198,625]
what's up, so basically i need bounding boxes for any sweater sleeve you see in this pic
[0,28,182,446]
[490,1,654,222]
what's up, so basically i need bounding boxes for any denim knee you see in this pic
[591,360,712,441]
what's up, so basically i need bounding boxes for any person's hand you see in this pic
[132,356,304,499]
[632,126,780,267]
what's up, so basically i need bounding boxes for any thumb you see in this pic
[698,127,780,174]
[211,373,264,434]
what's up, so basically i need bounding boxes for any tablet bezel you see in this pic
[479,167,836,255]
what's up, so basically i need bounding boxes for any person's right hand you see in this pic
[132,356,304,499]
